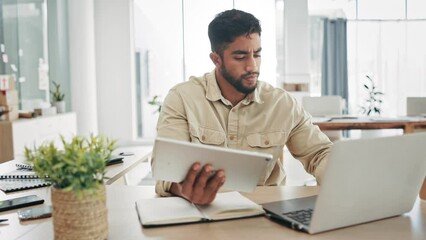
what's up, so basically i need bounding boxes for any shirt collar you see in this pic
[206,70,223,102]
[205,70,263,105]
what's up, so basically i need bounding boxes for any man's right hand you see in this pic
[170,162,225,205]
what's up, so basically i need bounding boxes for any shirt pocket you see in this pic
[246,131,286,149]
[246,131,287,183]
[189,125,226,146]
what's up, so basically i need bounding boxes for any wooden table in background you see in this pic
[314,117,426,134]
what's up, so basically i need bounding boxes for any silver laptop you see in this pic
[262,133,426,234]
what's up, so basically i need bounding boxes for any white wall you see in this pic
[282,0,311,102]
[94,0,136,144]
[284,0,310,84]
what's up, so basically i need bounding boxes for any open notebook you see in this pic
[135,191,265,227]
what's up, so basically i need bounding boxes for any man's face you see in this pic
[219,33,261,94]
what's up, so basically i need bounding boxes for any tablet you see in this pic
[151,137,273,192]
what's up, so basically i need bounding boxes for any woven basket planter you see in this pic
[51,185,108,240]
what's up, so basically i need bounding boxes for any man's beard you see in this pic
[220,64,259,94]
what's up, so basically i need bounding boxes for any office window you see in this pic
[347,20,426,116]
[133,0,184,138]
[407,0,426,19]
[357,0,405,19]
[308,0,356,19]
[307,0,426,116]
[183,0,232,79]
[346,0,426,116]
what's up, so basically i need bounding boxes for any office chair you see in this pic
[407,97,426,116]
[302,95,344,142]
[407,97,426,133]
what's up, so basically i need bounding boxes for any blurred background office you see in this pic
[1,0,426,147]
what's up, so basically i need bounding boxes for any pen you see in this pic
[119,152,134,156]
[0,219,8,223]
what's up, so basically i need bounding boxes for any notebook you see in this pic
[15,163,34,171]
[0,170,51,193]
[135,191,264,227]
[0,179,51,193]
[151,137,273,192]
[262,132,426,234]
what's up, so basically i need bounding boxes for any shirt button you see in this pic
[264,140,270,145]
[229,135,235,140]
[202,135,206,141]
[231,109,236,113]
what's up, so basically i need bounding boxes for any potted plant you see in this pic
[148,95,162,114]
[360,75,384,116]
[24,135,117,240]
[360,75,385,138]
[51,81,66,113]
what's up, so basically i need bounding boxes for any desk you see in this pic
[1,186,425,240]
[313,117,426,134]
[105,146,152,184]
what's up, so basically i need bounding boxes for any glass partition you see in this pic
[1,0,49,110]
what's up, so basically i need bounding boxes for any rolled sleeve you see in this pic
[155,180,173,197]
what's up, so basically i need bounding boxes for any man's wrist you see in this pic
[170,182,182,197]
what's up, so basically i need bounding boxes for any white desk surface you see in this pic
[1,186,425,240]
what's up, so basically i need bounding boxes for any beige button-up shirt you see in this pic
[154,71,332,196]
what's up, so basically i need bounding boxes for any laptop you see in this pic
[151,137,273,192]
[262,132,426,234]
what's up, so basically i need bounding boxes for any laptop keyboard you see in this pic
[282,208,313,226]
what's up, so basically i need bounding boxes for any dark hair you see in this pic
[208,9,261,55]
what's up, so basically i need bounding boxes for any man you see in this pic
[154,9,332,204]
